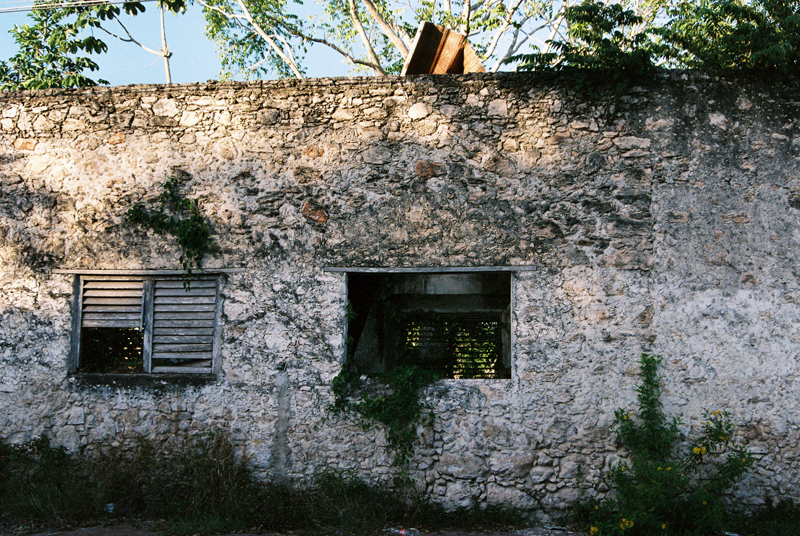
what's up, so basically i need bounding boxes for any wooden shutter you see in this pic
[81,279,144,328]
[401,313,507,379]
[150,279,217,373]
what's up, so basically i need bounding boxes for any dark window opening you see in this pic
[79,327,144,373]
[347,272,511,379]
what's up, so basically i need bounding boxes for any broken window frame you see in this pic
[64,270,228,375]
[329,267,524,380]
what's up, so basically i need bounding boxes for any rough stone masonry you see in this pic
[1,70,800,517]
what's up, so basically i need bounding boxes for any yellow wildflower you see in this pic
[666,467,672,471]
[701,446,707,454]
[662,524,667,529]
[693,447,701,454]
[590,526,598,535]
[595,505,599,510]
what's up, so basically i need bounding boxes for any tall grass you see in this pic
[0,431,522,535]
[3,430,794,535]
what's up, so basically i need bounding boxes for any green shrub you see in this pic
[575,354,754,536]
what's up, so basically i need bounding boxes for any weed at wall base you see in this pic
[573,353,755,536]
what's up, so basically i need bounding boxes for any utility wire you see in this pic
[0,0,157,14]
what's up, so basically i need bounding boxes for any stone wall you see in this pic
[1,71,800,516]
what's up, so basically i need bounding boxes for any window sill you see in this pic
[69,373,218,390]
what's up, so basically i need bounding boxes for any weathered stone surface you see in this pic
[1,72,799,515]
[408,102,429,120]
[107,132,125,145]
[301,202,328,224]
[414,160,446,178]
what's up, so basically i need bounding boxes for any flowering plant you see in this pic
[576,354,754,535]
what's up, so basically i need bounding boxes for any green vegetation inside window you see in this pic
[402,314,509,379]
[79,327,144,373]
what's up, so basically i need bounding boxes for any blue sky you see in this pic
[0,3,349,86]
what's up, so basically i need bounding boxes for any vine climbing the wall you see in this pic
[126,176,218,278]
[332,281,439,486]
[332,363,437,486]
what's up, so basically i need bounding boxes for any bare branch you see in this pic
[361,0,408,57]
[289,27,385,71]
[459,0,470,36]
[490,17,533,72]
[159,4,172,83]
[347,0,386,74]
[481,0,523,60]
[234,0,304,78]
[196,0,304,78]
[98,15,165,57]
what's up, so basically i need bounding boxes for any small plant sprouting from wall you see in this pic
[126,176,218,279]
[575,354,754,536]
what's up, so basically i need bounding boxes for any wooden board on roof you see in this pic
[402,21,486,75]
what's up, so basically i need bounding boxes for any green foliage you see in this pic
[514,1,657,73]
[575,354,754,536]
[332,364,438,479]
[731,496,800,536]
[0,8,107,90]
[126,176,218,278]
[1,0,185,90]
[510,0,799,100]
[511,0,658,99]
[656,0,800,71]
[0,436,98,524]
[201,0,304,80]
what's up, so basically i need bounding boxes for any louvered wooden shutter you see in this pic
[150,279,218,373]
[81,279,144,328]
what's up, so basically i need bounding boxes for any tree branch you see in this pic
[361,0,408,57]
[346,0,386,74]
[98,15,165,57]
[481,0,523,60]
[234,0,304,78]
[196,0,304,78]
[459,0,471,37]
[284,26,385,72]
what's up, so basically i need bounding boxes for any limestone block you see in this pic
[408,103,429,120]
[152,99,180,117]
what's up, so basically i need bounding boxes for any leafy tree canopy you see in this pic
[514,0,799,75]
[1,0,185,90]
[2,0,799,88]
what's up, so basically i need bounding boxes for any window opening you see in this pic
[347,272,511,379]
[73,275,220,374]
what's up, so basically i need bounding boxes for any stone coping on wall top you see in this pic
[324,266,539,273]
[2,69,781,99]
[0,72,513,97]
